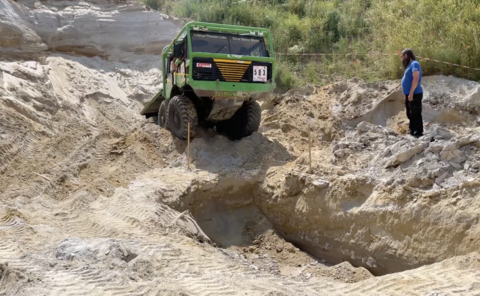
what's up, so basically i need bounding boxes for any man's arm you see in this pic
[408,64,420,101]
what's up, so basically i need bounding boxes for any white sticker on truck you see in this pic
[197,63,212,68]
[253,66,267,82]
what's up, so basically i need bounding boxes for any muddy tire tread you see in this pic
[167,95,197,140]
[243,100,261,137]
[158,100,168,128]
[222,100,261,140]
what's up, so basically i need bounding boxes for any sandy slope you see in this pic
[1,54,480,295]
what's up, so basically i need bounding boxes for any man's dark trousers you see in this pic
[405,93,423,136]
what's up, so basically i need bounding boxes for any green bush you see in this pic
[275,61,299,90]
[369,0,480,80]
[142,0,161,10]
[142,0,480,88]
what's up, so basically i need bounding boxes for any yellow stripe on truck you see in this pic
[213,59,252,64]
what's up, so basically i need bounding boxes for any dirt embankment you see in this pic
[253,77,480,275]
[142,77,480,277]
[2,0,480,295]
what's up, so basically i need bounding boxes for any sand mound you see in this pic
[2,0,480,294]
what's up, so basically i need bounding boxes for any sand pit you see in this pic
[2,0,480,294]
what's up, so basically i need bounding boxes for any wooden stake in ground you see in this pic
[187,122,190,170]
[308,129,312,173]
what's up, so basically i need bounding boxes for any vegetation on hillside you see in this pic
[143,0,480,89]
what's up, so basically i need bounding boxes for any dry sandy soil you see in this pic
[2,0,480,295]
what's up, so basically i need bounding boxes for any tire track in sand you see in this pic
[2,162,480,295]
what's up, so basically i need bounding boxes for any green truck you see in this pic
[140,21,276,140]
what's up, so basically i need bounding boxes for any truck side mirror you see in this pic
[174,43,182,57]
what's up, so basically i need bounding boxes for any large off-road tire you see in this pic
[158,100,168,128]
[222,99,261,140]
[167,95,198,140]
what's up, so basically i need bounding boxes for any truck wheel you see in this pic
[242,99,261,137]
[167,95,198,140]
[158,100,168,128]
[225,99,261,140]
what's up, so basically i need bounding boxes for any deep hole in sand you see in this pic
[182,87,480,278]
[192,200,373,277]
[188,97,480,278]
[193,201,273,248]
[191,192,443,277]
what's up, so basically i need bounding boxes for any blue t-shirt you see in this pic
[401,60,423,95]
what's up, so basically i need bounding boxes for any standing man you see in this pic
[401,48,423,138]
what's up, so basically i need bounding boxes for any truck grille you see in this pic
[192,58,271,83]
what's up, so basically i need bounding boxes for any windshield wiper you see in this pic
[215,44,226,53]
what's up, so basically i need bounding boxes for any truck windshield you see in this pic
[191,32,268,57]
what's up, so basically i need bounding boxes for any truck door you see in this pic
[165,54,174,98]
